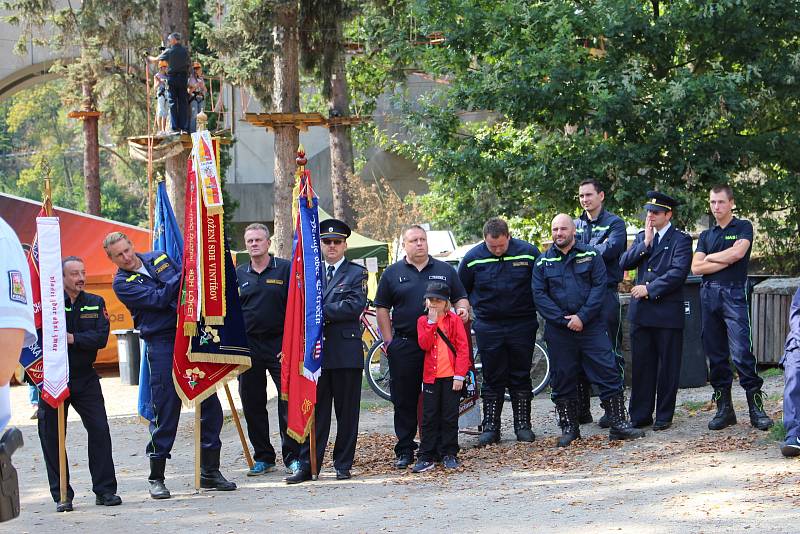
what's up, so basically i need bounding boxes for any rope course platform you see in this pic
[127,130,232,150]
[67,110,102,119]
[243,112,369,132]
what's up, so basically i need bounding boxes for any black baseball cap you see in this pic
[424,281,450,301]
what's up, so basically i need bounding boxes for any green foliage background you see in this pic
[349,0,800,272]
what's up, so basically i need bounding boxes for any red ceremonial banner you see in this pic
[182,161,199,336]
[199,198,225,325]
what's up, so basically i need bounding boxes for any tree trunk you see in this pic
[165,148,190,233]
[328,40,355,227]
[159,0,189,43]
[271,2,300,259]
[83,114,101,215]
[82,80,101,215]
[158,1,189,231]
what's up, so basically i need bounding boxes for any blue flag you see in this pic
[138,181,184,423]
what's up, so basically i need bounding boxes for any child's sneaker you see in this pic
[411,460,436,473]
[442,455,459,469]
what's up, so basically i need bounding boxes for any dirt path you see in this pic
[4,374,795,533]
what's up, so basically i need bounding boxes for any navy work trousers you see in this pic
[782,349,800,440]
[545,323,623,402]
[473,318,538,399]
[700,282,763,392]
[146,336,222,459]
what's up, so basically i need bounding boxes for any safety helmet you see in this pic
[158,60,168,68]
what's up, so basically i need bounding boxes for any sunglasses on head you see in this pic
[322,238,344,245]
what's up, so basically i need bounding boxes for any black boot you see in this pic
[708,388,737,430]
[148,458,171,500]
[511,391,535,442]
[478,396,503,446]
[555,399,580,447]
[603,393,645,441]
[576,379,594,424]
[746,389,774,431]
[200,449,237,491]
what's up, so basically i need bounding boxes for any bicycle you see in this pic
[361,307,550,401]
[471,336,551,399]
[360,303,392,400]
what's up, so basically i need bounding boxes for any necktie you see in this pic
[327,265,335,284]
[653,232,660,250]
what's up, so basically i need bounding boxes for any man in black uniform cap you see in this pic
[236,223,299,476]
[458,217,540,445]
[286,219,368,483]
[620,192,692,430]
[38,256,121,512]
[375,225,470,469]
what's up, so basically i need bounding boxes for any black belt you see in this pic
[702,280,746,287]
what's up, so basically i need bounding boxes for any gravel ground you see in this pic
[3,371,794,533]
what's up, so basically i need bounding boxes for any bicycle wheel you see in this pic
[531,342,550,396]
[365,340,391,401]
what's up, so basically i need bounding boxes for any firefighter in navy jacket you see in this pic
[533,214,644,447]
[106,231,235,500]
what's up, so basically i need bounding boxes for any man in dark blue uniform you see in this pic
[236,223,299,476]
[780,287,800,457]
[286,219,368,483]
[691,185,773,431]
[38,256,121,512]
[533,214,644,447]
[105,232,236,499]
[620,193,692,431]
[574,179,628,427]
[375,225,470,468]
[458,217,540,445]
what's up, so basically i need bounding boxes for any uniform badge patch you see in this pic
[512,261,528,267]
[8,270,26,304]
[266,279,284,285]
[576,257,592,264]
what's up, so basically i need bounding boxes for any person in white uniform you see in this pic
[0,215,36,523]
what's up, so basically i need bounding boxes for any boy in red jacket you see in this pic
[413,282,471,472]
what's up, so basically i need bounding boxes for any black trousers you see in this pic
[386,336,425,456]
[474,318,538,399]
[300,368,362,473]
[238,358,299,466]
[629,324,683,425]
[37,372,117,502]
[166,74,189,132]
[419,378,460,461]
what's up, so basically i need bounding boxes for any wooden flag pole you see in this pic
[42,172,68,506]
[194,403,201,491]
[223,383,253,469]
[309,414,318,480]
[58,404,67,505]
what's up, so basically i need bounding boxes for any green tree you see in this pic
[0,80,147,225]
[354,0,800,270]
[4,0,157,214]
